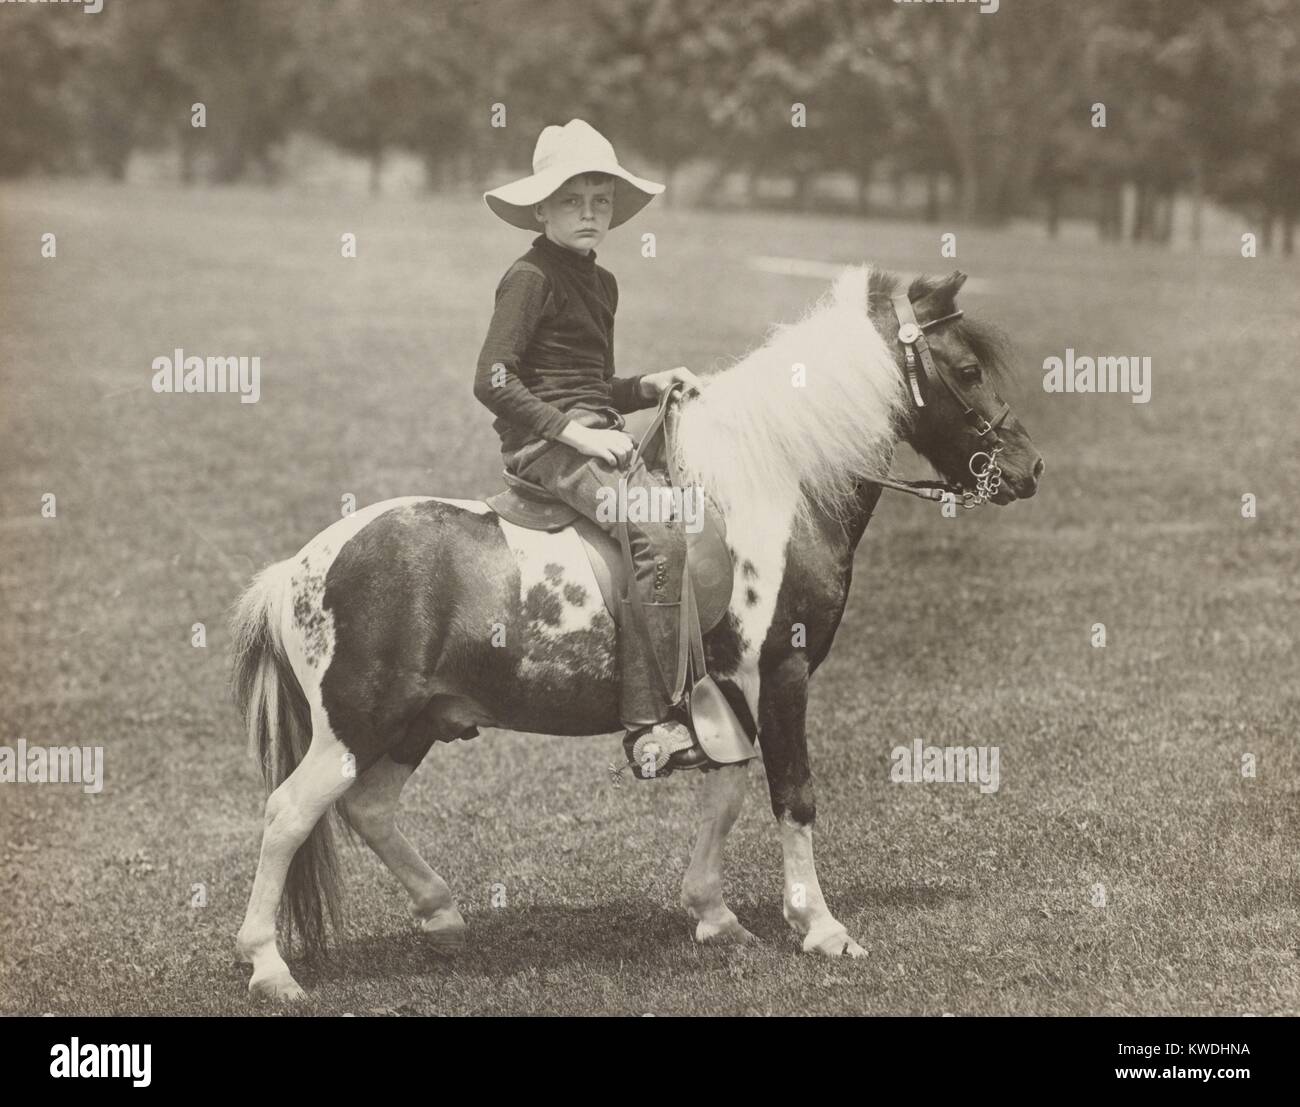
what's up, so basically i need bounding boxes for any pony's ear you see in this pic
[939,270,967,297]
[915,270,968,319]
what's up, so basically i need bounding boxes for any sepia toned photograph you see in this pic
[1,0,1296,1048]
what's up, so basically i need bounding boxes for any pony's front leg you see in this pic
[759,653,867,958]
[681,760,757,945]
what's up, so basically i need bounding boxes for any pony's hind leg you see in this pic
[342,754,466,949]
[236,711,356,1001]
[681,761,757,945]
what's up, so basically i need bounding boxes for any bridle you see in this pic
[865,293,1011,510]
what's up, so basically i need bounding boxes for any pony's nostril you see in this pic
[1032,457,1045,480]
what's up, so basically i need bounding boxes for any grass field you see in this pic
[1,180,1297,1015]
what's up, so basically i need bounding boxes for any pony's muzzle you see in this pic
[1008,455,1044,499]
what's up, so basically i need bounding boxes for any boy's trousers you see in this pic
[505,407,687,727]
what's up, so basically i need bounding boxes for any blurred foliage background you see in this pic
[1,0,1297,251]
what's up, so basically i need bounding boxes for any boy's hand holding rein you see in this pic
[558,422,635,466]
[559,367,701,466]
[639,366,703,400]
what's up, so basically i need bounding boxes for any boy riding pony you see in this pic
[475,118,708,774]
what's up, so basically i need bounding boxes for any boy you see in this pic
[475,118,707,774]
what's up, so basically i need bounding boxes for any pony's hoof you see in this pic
[802,927,867,959]
[694,915,758,946]
[417,906,466,951]
[249,971,306,1003]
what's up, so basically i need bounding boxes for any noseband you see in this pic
[864,293,1010,509]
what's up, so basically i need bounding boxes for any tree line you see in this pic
[2,0,1296,250]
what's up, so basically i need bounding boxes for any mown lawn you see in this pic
[1,181,1296,1015]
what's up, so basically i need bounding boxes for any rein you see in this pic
[862,293,1009,510]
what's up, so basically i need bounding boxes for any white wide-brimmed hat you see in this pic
[483,119,664,231]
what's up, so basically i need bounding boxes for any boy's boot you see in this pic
[619,600,710,778]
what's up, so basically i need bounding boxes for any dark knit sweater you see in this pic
[473,234,657,453]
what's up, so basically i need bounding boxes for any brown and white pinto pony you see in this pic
[231,266,1042,1001]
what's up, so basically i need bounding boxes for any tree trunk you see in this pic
[1131,181,1149,242]
[1094,178,1106,240]
[1155,189,1174,245]
[956,146,983,223]
[179,131,196,186]
[796,169,816,212]
[212,131,247,184]
[421,152,442,192]
[1190,154,1204,249]
[697,162,731,210]
[955,155,1015,225]
[662,161,676,209]
[925,170,940,223]
[994,176,1015,224]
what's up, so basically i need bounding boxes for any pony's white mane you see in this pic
[675,265,906,531]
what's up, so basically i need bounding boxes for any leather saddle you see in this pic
[484,394,734,635]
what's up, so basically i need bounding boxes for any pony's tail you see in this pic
[230,560,343,959]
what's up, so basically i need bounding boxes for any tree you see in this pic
[1210,0,1300,253]
[884,0,1095,225]
[0,16,77,176]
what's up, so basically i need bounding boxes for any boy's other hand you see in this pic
[559,423,635,467]
[639,366,703,400]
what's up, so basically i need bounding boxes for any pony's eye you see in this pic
[959,364,982,383]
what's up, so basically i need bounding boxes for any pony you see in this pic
[231,266,1043,1000]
